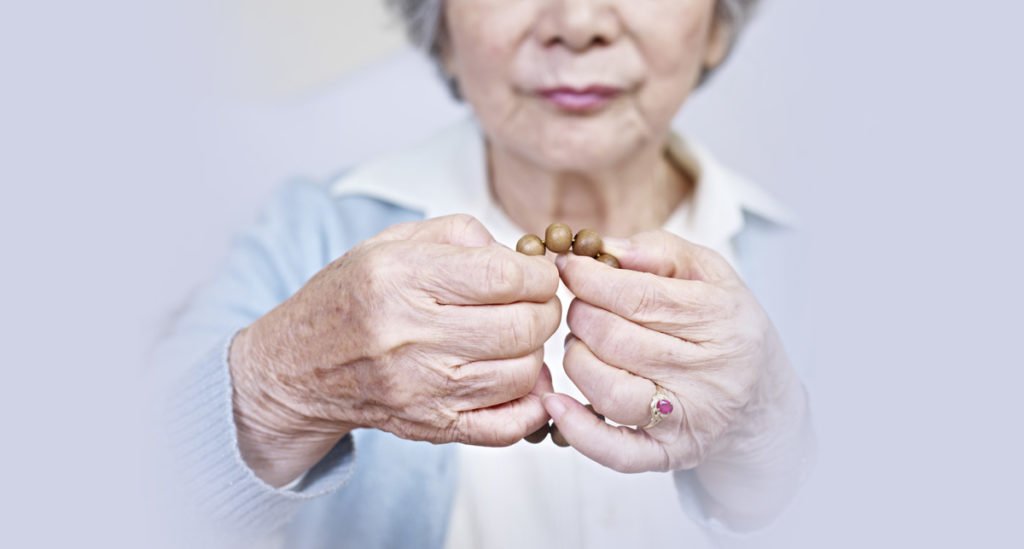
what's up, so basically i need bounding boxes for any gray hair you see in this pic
[386,0,760,95]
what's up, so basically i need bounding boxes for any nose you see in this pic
[535,0,623,52]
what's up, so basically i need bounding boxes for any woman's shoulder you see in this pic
[268,176,424,230]
[728,174,799,232]
[255,118,481,266]
[327,117,489,220]
[681,136,798,231]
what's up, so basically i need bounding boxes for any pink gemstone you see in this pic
[656,399,674,415]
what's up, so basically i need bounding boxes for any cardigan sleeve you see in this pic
[152,180,362,542]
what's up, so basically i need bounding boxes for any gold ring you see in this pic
[640,386,675,430]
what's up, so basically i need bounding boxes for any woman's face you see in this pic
[442,0,730,172]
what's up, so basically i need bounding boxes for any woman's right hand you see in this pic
[229,214,561,487]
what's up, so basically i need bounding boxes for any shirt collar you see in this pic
[330,117,490,221]
[331,116,795,248]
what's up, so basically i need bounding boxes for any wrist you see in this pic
[229,326,353,487]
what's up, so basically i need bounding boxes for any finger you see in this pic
[439,297,561,361]
[602,230,738,282]
[531,362,555,396]
[566,299,709,378]
[562,335,657,427]
[423,244,559,305]
[456,391,551,447]
[557,252,729,333]
[375,214,496,247]
[542,393,669,473]
[447,349,545,411]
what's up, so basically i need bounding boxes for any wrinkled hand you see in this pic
[544,231,805,477]
[231,214,561,486]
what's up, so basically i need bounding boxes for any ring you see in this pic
[640,386,675,430]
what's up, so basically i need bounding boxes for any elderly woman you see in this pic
[162,0,814,547]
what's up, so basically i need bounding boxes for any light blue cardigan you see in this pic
[160,175,801,547]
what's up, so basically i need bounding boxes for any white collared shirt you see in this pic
[332,116,794,549]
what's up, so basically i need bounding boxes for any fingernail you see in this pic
[543,394,568,420]
[555,254,568,271]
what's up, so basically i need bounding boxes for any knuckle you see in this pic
[562,341,583,376]
[538,300,561,339]
[531,303,558,346]
[566,299,592,334]
[448,214,490,244]
[369,220,416,243]
[361,244,404,288]
[632,278,663,319]
[501,306,535,354]
[696,246,734,279]
[483,251,524,301]
[537,260,561,296]
[508,356,541,397]
[494,419,528,446]
[447,213,476,225]
[460,412,524,447]
[451,213,482,232]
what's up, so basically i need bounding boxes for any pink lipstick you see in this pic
[537,85,622,114]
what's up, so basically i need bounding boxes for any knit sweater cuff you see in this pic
[165,334,356,539]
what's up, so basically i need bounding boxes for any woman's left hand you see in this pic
[546,230,808,479]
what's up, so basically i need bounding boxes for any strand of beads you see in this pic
[515,223,621,267]
[515,223,617,447]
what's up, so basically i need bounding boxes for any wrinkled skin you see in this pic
[540,231,810,527]
[230,215,561,486]
[547,231,805,469]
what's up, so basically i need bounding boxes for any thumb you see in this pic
[602,231,736,281]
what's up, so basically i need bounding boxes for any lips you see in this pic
[537,85,622,113]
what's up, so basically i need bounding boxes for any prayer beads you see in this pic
[515,234,546,256]
[516,223,620,265]
[571,229,602,258]
[524,423,549,444]
[514,223,617,446]
[595,253,620,269]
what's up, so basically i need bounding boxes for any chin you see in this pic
[526,117,642,172]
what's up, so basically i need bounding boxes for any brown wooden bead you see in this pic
[595,253,620,269]
[516,234,546,256]
[550,423,570,447]
[544,223,573,254]
[524,422,550,444]
[571,229,602,258]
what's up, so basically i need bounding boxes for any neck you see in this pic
[488,139,692,238]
